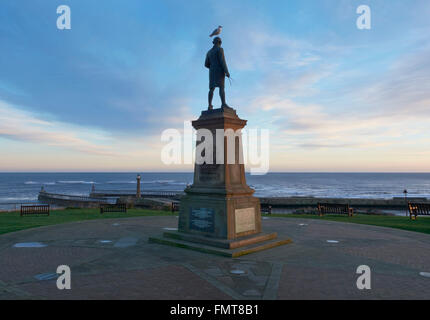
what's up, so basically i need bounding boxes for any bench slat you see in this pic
[100,204,127,214]
[317,203,353,217]
[21,205,50,216]
[408,202,430,220]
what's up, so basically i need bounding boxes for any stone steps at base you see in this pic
[163,231,278,249]
[148,236,292,258]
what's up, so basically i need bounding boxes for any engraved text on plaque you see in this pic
[235,207,256,234]
[190,208,215,233]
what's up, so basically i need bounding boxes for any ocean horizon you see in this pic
[1,172,430,210]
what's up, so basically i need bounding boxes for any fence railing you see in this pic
[91,190,184,198]
[39,192,110,202]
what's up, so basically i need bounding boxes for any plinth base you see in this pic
[148,231,292,258]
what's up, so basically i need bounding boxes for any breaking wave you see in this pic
[57,181,96,184]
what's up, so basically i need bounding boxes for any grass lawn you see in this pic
[0,209,429,236]
[0,208,175,235]
[267,213,430,235]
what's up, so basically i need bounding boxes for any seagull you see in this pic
[209,26,222,37]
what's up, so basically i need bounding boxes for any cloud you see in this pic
[1,0,430,171]
[0,100,120,156]
[360,46,430,117]
[247,43,430,155]
[0,1,202,137]
[0,100,191,171]
[228,30,320,71]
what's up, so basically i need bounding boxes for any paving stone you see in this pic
[0,216,429,299]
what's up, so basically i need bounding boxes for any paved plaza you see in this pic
[0,216,429,300]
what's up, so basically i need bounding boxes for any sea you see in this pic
[1,172,430,211]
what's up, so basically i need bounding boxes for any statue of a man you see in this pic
[205,37,230,110]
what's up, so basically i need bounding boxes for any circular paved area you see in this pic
[0,216,429,300]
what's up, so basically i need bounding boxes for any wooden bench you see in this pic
[100,203,127,214]
[408,202,430,220]
[317,203,353,217]
[171,202,180,213]
[260,204,273,215]
[21,205,50,217]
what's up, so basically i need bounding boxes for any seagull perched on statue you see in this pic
[209,26,222,37]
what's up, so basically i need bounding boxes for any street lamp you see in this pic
[136,174,141,199]
[403,189,408,217]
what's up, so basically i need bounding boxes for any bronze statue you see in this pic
[205,37,230,110]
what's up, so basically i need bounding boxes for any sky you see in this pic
[0,0,429,172]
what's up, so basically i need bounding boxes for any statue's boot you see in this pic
[221,103,230,109]
[208,105,214,110]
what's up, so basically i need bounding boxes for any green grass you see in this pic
[1,209,429,236]
[0,208,174,235]
[266,213,430,235]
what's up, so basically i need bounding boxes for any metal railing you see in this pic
[39,192,110,202]
[91,190,184,198]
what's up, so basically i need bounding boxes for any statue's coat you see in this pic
[205,46,229,89]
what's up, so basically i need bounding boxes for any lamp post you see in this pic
[136,174,141,199]
[403,189,408,217]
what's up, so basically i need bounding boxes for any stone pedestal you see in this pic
[149,106,291,257]
[178,106,261,240]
